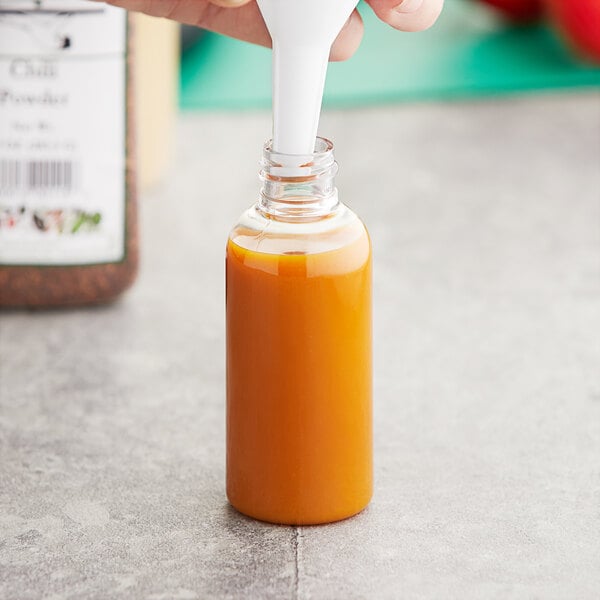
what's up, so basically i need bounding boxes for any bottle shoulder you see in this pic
[229,202,370,257]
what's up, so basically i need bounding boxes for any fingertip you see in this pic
[367,0,444,33]
[330,9,364,62]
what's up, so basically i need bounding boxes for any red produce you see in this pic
[476,0,544,22]
[546,0,600,63]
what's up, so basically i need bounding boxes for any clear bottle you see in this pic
[226,138,372,525]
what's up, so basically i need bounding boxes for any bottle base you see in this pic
[226,493,372,526]
[0,252,138,309]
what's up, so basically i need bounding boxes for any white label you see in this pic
[0,1,127,265]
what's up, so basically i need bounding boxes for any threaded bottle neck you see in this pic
[258,137,339,221]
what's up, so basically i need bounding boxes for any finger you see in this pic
[330,9,364,62]
[95,0,270,44]
[366,0,444,32]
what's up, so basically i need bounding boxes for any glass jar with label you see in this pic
[0,1,137,307]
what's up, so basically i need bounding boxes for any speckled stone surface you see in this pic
[1,93,599,599]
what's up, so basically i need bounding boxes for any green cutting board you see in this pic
[180,0,600,110]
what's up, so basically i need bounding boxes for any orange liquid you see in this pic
[226,228,372,525]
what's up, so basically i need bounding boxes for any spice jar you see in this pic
[0,2,137,308]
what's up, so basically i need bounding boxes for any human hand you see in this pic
[96,0,444,61]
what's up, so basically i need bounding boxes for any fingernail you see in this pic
[394,0,424,13]
[218,0,248,6]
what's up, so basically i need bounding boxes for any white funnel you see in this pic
[257,0,359,158]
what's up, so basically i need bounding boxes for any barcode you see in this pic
[0,160,74,193]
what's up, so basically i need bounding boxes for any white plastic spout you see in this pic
[257,0,359,159]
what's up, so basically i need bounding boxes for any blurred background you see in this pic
[2,0,600,598]
[137,0,600,190]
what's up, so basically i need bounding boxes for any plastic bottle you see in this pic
[226,138,372,525]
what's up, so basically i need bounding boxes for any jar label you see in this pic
[0,1,127,266]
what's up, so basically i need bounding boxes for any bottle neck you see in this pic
[258,137,339,221]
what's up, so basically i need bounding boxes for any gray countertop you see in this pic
[1,93,599,600]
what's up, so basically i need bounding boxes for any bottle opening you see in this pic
[259,137,339,221]
[262,137,336,179]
